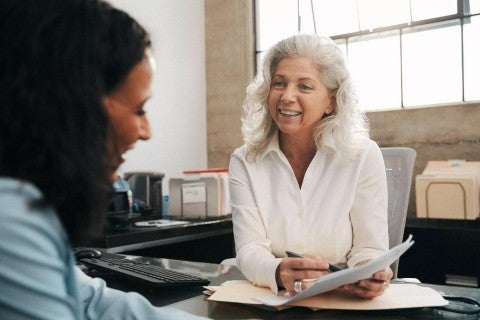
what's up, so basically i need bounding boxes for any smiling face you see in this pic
[268,56,334,142]
[103,51,155,181]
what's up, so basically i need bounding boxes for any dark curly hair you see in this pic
[0,0,151,245]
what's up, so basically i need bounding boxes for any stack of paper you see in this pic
[206,280,447,311]
[206,236,448,310]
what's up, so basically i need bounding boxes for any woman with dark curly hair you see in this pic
[0,0,206,318]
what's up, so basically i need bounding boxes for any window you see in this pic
[255,0,480,111]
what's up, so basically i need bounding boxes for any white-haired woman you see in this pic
[229,34,392,299]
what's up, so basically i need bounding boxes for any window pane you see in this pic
[410,0,457,21]
[311,0,359,36]
[402,21,462,107]
[348,32,402,111]
[357,0,410,30]
[256,0,298,51]
[298,0,315,34]
[464,15,480,101]
[466,0,480,14]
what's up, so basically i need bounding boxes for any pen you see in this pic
[285,251,344,272]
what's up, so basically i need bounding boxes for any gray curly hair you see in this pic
[241,34,369,162]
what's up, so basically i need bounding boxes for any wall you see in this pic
[110,0,207,194]
[204,2,480,216]
[205,0,254,168]
[369,102,480,215]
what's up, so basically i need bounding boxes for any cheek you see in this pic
[267,93,278,113]
[110,116,137,146]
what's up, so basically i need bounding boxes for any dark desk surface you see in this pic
[91,216,233,253]
[96,256,480,320]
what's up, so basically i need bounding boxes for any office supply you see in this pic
[124,171,165,215]
[285,251,343,272]
[134,219,190,228]
[80,253,210,287]
[207,280,447,311]
[256,235,414,306]
[416,160,480,220]
[75,248,102,260]
[437,295,480,314]
[169,171,230,218]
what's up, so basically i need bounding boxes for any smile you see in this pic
[279,108,301,117]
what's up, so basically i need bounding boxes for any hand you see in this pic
[336,259,393,299]
[276,255,329,296]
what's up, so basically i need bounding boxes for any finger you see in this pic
[287,257,329,270]
[358,278,387,292]
[372,267,393,281]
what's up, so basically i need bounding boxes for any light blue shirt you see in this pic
[0,178,208,319]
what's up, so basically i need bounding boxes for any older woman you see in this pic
[229,34,392,298]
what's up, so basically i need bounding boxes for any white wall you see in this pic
[109,0,207,194]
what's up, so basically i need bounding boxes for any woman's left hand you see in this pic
[336,260,393,299]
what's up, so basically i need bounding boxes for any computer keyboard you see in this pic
[80,254,210,287]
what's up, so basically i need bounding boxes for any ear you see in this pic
[102,96,114,116]
[325,89,337,115]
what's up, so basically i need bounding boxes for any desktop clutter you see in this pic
[416,159,480,220]
[107,169,231,228]
[168,168,231,219]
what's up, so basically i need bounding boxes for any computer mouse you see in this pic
[75,248,102,260]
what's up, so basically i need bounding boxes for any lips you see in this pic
[278,108,301,117]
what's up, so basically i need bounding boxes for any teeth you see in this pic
[279,108,301,116]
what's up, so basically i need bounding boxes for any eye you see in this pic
[135,105,147,116]
[272,80,286,88]
[298,84,313,91]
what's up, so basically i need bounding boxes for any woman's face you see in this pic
[268,56,334,141]
[103,52,155,181]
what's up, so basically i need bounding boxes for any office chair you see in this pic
[381,147,417,278]
[222,147,417,279]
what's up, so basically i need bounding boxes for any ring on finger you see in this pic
[294,281,303,293]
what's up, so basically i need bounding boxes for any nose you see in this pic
[280,86,295,104]
[139,117,151,141]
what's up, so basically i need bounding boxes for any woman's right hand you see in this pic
[276,256,330,296]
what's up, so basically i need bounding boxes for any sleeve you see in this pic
[228,151,282,294]
[347,141,389,267]
[75,267,208,320]
[0,201,79,320]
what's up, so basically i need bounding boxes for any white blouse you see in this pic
[228,135,389,293]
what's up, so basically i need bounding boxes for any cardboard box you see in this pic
[168,172,230,219]
[415,160,480,220]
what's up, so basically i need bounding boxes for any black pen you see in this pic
[285,251,344,272]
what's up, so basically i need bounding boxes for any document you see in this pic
[206,280,448,311]
[255,235,415,306]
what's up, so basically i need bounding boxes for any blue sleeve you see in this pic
[0,180,209,320]
[75,268,208,319]
[0,185,80,319]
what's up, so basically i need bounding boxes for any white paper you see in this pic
[181,182,206,204]
[207,280,448,311]
[254,235,415,306]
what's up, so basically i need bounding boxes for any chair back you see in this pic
[381,147,416,278]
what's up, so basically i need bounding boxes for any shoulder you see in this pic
[0,178,68,261]
[231,144,248,159]
[336,137,382,164]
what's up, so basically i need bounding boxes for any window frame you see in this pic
[254,0,480,111]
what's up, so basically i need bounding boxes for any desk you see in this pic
[88,217,234,264]
[94,257,480,320]
[400,218,480,287]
